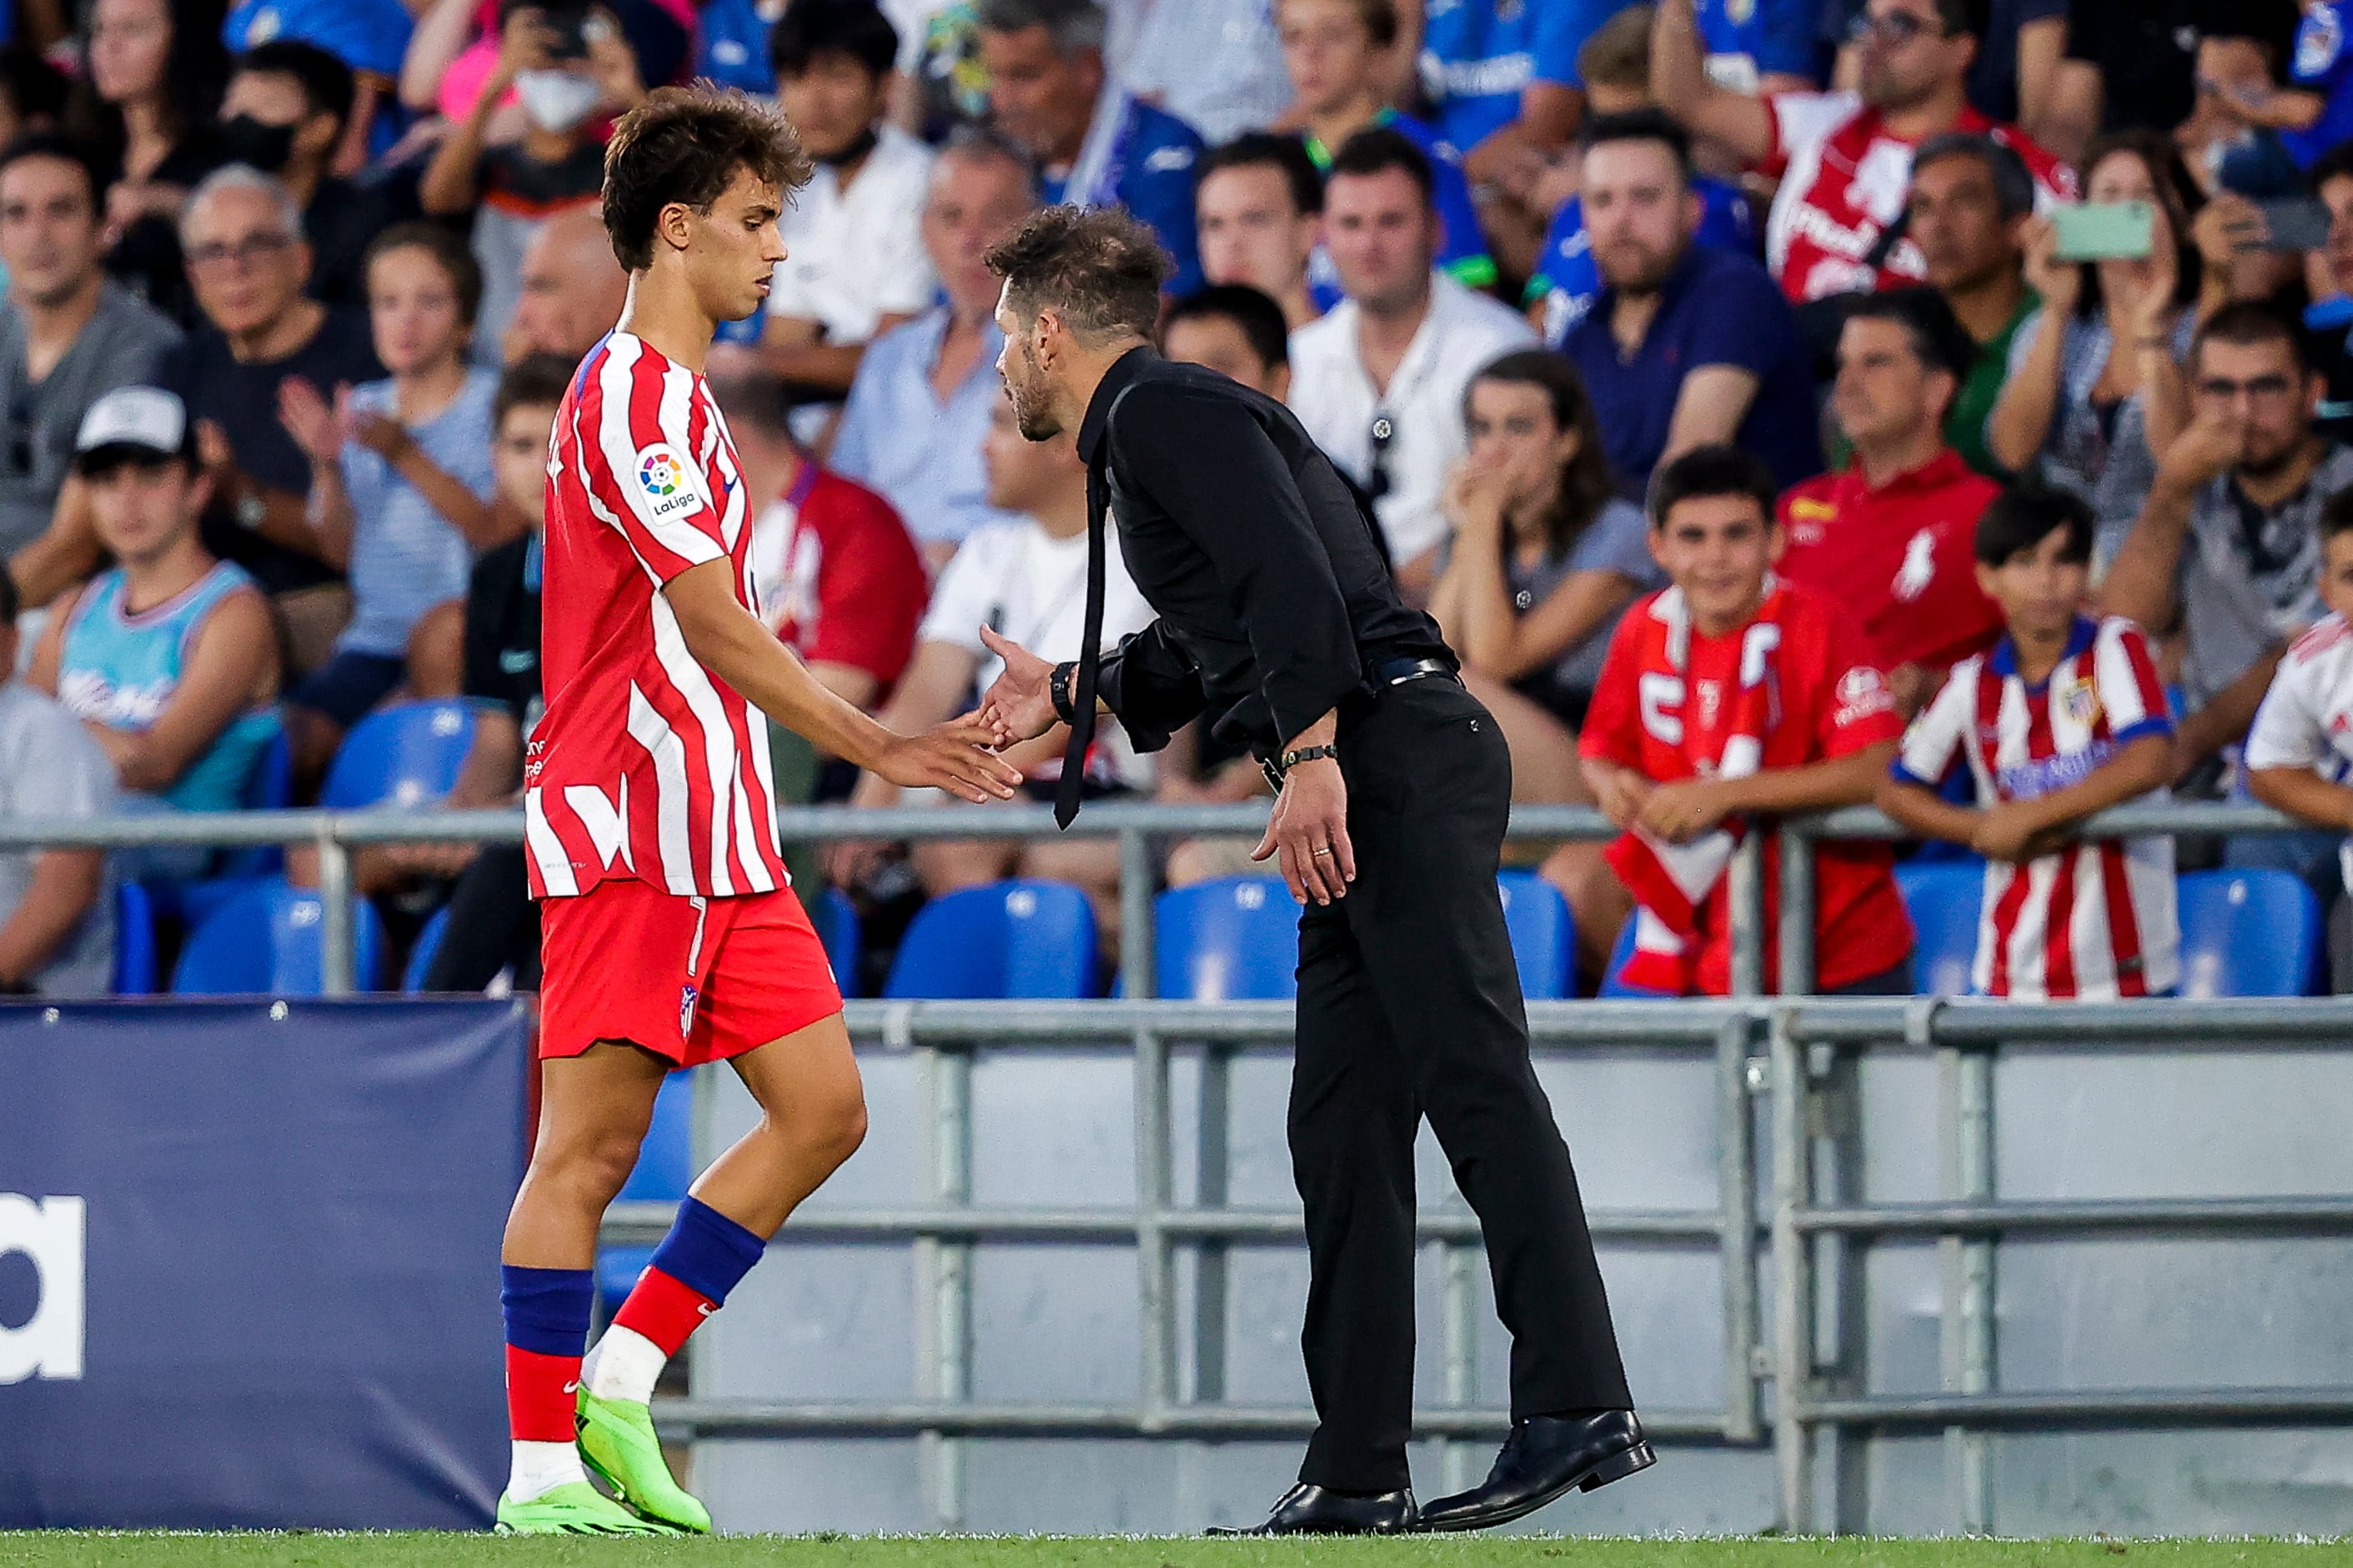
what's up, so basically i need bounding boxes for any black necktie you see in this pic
[1054,450,1109,829]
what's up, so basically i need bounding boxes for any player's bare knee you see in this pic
[536,1125,645,1207]
[776,1083,866,1172]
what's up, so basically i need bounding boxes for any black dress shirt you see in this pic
[1078,347,1450,756]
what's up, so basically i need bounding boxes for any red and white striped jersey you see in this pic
[524,332,789,902]
[1894,615,2177,999]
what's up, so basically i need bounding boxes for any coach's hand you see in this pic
[875,718,1025,804]
[976,626,1061,743]
[1253,756,1355,906]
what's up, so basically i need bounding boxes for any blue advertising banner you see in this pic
[0,999,528,1528]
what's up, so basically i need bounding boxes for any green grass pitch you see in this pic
[0,1538,2344,1567]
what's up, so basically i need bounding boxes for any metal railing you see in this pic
[18,796,2353,1531]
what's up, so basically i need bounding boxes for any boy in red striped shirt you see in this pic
[499,88,1018,1536]
[1879,487,2178,999]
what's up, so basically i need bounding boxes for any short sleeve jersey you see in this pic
[1579,579,1911,993]
[2246,614,2353,893]
[526,333,789,903]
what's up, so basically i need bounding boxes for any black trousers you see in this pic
[423,842,542,993]
[1289,677,1632,1492]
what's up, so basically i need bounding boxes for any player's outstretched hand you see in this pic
[976,626,1061,744]
[876,718,1024,804]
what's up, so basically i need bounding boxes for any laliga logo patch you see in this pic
[637,445,697,518]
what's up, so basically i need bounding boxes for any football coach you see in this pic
[971,205,1653,1536]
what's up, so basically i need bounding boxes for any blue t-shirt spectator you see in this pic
[1527,173,1756,348]
[1562,243,1821,494]
[695,0,778,93]
[830,309,1025,554]
[2286,2,2353,168]
[1304,109,1496,307]
[1417,0,1589,153]
[1042,90,1207,296]
[223,0,414,78]
[338,368,499,659]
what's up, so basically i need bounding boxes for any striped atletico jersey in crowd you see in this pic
[1891,615,2177,999]
[524,331,789,902]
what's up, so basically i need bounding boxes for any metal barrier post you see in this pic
[1192,1041,1232,1402]
[1778,822,1815,996]
[1718,1013,1764,1444]
[1440,1222,1480,1493]
[1728,832,1766,998]
[316,824,354,997]
[1134,1024,1177,1427]
[1119,828,1156,999]
[1936,1007,1995,1533]
[914,1037,973,1529]
[1769,1004,1814,1531]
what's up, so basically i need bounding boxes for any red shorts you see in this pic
[539,879,844,1065]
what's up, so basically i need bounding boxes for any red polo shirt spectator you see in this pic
[750,463,928,708]
[1776,448,2004,678]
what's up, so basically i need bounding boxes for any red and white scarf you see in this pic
[1606,584,1788,994]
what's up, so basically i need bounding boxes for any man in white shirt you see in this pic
[1287,128,1535,600]
[830,398,1154,940]
[720,0,937,406]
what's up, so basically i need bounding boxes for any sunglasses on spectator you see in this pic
[185,232,295,272]
[1366,413,1396,503]
[1847,11,1944,45]
[2196,374,2298,402]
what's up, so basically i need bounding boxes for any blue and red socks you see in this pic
[502,1264,593,1499]
[586,1197,766,1405]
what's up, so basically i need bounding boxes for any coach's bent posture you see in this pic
[976,207,1653,1536]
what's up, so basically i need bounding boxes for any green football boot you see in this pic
[494,1480,680,1535]
[577,1385,714,1533]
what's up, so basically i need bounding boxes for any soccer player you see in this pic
[2245,490,2353,917]
[1578,444,1914,997]
[1879,487,2179,999]
[494,86,1021,1536]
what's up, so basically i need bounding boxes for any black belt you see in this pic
[1260,659,1459,790]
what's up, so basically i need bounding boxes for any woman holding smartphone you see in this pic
[1987,129,2202,569]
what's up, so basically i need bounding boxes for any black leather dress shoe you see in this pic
[1206,1484,1418,1535]
[1416,1410,1655,1533]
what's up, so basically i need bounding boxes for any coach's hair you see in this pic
[973,0,1106,53]
[1327,126,1434,207]
[1975,483,2093,569]
[602,86,814,274]
[1645,443,1778,532]
[986,204,1171,343]
[1198,132,1323,217]
[1276,0,1399,51]
[494,353,576,428]
[1841,285,1979,383]
[2193,299,2310,374]
[1580,107,1693,183]
[364,220,484,328]
[1164,284,1291,373]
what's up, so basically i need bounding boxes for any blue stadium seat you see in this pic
[171,878,385,994]
[2177,869,2322,998]
[1156,875,1296,999]
[1597,918,1673,999]
[113,881,157,995]
[215,724,294,882]
[1497,870,1574,1000]
[321,700,474,810]
[883,879,1096,999]
[404,906,451,993]
[813,885,862,998]
[600,1070,697,1312]
[1897,861,1985,998]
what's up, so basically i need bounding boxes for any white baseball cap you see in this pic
[73,386,190,468]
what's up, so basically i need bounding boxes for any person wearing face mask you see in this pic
[419,1,645,361]
[216,41,396,309]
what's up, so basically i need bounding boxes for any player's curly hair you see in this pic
[602,84,814,273]
[985,204,1171,345]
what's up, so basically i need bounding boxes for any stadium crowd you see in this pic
[3,0,2353,1002]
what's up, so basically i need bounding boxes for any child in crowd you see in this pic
[1879,487,2179,1000]
[2245,488,2353,916]
[30,387,282,885]
[278,223,506,786]
[1578,445,1914,996]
